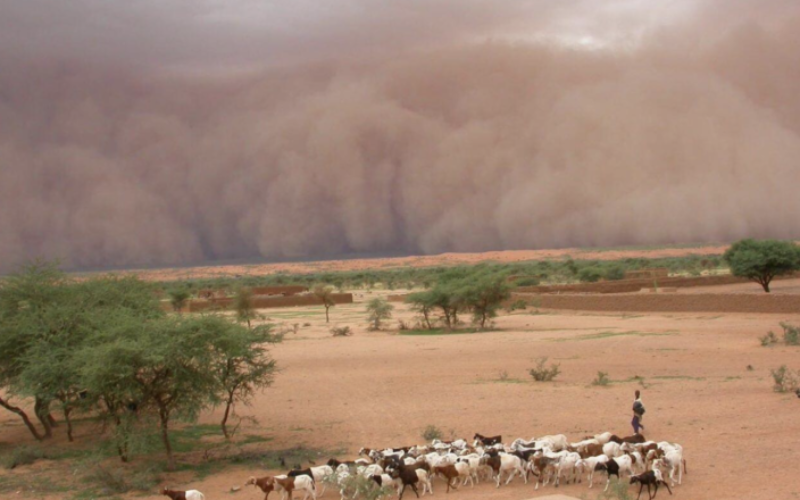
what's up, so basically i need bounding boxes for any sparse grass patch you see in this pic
[331,325,353,337]
[1,444,50,469]
[592,371,610,386]
[529,357,560,382]
[548,330,677,342]
[780,322,800,345]
[399,328,480,336]
[760,331,779,346]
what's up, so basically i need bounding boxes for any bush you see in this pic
[514,277,540,287]
[82,463,161,495]
[529,357,560,382]
[397,320,410,331]
[771,365,799,393]
[780,322,800,345]
[592,371,611,386]
[331,326,353,337]
[422,425,443,441]
[1,445,48,469]
[366,298,393,330]
[577,267,604,283]
[760,331,778,346]
[506,299,527,312]
[605,265,626,281]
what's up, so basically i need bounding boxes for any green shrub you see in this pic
[592,371,610,386]
[422,425,443,441]
[578,267,604,283]
[780,322,800,345]
[529,357,560,382]
[514,277,540,287]
[605,265,626,281]
[506,299,527,311]
[771,365,799,393]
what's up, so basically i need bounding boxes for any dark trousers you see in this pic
[632,415,644,434]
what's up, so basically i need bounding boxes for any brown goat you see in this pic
[433,465,460,493]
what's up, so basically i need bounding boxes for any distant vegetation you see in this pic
[149,253,727,296]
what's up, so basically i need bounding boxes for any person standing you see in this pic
[632,390,646,434]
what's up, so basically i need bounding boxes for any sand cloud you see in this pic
[1,0,799,271]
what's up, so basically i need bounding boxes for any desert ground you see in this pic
[2,276,800,500]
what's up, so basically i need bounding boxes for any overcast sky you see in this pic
[0,0,767,70]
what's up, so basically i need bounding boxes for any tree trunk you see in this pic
[34,397,53,439]
[158,408,175,470]
[423,309,432,330]
[0,396,44,441]
[325,306,330,323]
[221,390,235,440]
[63,406,74,442]
[761,280,771,293]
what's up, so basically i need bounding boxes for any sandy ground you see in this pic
[107,245,731,282]
[3,288,799,500]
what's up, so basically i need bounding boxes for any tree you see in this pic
[366,298,393,330]
[79,315,222,468]
[233,286,257,328]
[213,323,279,439]
[0,263,162,443]
[168,288,191,312]
[723,239,800,293]
[405,291,436,329]
[460,276,512,329]
[312,284,336,323]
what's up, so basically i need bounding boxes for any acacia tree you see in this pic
[405,291,436,329]
[461,276,512,329]
[312,284,336,323]
[213,323,279,439]
[723,239,800,292]
[169,289,191,312]
[366,298,394,330]
[234,286,258,328]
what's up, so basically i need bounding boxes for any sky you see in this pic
[1,0,799,271]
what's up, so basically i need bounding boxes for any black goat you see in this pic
[473,433,502,446]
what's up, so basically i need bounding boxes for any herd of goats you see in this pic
[159,431,687,500]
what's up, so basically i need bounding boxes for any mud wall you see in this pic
[510,292,800,314]
[515,274,770,294]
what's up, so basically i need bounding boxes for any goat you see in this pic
[651,450,687,487]
[529,455,558,490]
[246,475,316,500]
[581,442,604,459]
[630,470,673,500]
[473,433,502,446]
[386,464,426,500]
[603,441,623,458]
[554,451,582,487]
[575,454,608,487]
[591,432,614,445]
[597,455,634,492]
[159,489,205,500]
